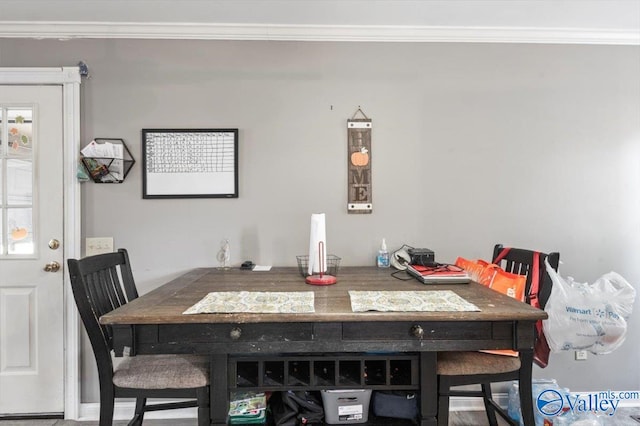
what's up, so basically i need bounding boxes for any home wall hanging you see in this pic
[347,108,372,214]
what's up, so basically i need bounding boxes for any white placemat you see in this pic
[348,290,480,312]
[183,291,315,314]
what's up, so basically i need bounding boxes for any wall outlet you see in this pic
[575,350,588,361]
[86,237,114,256]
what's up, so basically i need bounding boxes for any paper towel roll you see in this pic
[308,213,327,275]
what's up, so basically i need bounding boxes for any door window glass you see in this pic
[1,107,34,256]
[7,207,33,254]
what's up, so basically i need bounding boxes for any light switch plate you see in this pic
[86,237,114,256]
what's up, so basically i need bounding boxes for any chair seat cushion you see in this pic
[437,351,521,376]
[113,354,209,389]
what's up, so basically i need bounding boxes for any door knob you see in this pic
[229,327,242,340]
[44,261,60,272]
[410,324,424,339]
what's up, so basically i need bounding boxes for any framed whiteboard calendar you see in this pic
[142,128,238,199]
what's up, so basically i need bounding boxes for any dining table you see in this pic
[100,266,546,426]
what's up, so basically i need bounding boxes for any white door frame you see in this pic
[0,67,82,419]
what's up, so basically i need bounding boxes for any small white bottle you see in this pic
[377,238,390,268]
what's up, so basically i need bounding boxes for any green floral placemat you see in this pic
[183,291,315,314]
[349,290,480,312]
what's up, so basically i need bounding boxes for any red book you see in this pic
[406,264,471,284]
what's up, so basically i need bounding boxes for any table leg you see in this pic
[210,354,228,426]
[420,352,437,426]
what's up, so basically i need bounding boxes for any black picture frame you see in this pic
[142,128,238,199]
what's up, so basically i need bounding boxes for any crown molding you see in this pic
[0,21,638,45]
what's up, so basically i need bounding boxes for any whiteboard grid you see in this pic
[142,129,238,199]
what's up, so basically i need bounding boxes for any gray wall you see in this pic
[1,38,638,403]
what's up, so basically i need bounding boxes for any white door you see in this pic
[0,85,64,415]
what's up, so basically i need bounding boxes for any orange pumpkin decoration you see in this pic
[350,147,369,167]
[11,227,28,241]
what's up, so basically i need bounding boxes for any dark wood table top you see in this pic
[100,266,547,325]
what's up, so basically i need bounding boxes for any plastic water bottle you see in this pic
[377,238,390,268]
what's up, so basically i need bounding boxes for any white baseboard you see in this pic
[449,394,508,412]
[79,400,197,421]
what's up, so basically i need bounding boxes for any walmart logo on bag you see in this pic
[565,306,592,315]
[566,305,620,320]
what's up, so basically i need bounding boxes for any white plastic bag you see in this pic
[543,259,635,355]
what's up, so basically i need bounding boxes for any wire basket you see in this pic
[296,255,341,278]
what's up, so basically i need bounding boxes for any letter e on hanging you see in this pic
[347,109,372,214]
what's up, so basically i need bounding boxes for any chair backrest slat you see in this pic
[101,265,125,310]
[109,265,128,306]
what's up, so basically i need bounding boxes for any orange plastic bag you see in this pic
[455,258,496,285]
[454,257,481,278]
[455,257,526,357]
[455,257,525,301]
[486,269,525,357]
[489,269,526,302]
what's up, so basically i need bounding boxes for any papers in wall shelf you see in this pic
[80,138,135,183]
[81,140,124,180]
[348,290,480,312]
[183,291,315,314]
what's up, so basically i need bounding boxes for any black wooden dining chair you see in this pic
[68,249,211,426]
[436,244,560,426]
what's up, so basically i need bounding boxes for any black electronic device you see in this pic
[407,248,436,267]
[240,260,255,270]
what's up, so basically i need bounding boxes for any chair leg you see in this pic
[98,386,115,426]
[519,350,535,426]
[481,383,499,426]
[127,415,142,426]
[197,386,210,426]
[437,377,451,426]
[128,397,146,426]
